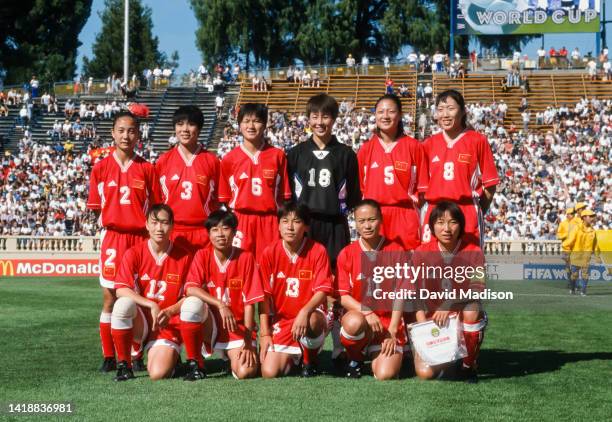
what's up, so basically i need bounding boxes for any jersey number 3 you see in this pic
[285,277,300,297]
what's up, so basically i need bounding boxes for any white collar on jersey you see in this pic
[214,247,236,273]
[148,239,173,266]
[112,151,134,173]
[240,142,265,164]
[376,134,398,153]
[442,129,468,149]
[282,238,307,264]
[177,144,201,167]
[358,236,385,252]
[437,239,462,264]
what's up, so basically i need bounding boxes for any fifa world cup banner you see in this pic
[456,0,601,34]
[0,259,99,277]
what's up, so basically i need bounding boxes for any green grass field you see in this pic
[1,277,611,421]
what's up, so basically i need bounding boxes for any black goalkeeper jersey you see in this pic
[286,136,361,217]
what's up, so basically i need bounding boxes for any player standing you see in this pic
[421,90,499,247]
[336,200,407,379]
[155,105,220,252]
[411,201,487,383]
[184,210,265,379]
[259,201,333,377]
[286,94,361,266]
[110,204,203,381]
[87,111,158,372]
[218,103,291,260]
[357,94,427,250]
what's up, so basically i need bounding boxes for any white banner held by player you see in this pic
[409,315,467,366]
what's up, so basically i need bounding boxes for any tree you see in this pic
[82,0,163,79]
[0,0,92,85]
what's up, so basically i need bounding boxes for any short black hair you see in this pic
[306,94,339,120]
[147,204,174,225]
[238,103,268,126]
[428,201,465,239]
[172,105,204,130]
[435,89,467,128]
[354,199,382,219]
[205,210,238,231]
[112,111,139,128]
[277,200,311,226]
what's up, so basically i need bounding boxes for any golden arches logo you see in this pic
[0,260,15,276]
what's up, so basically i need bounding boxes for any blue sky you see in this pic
[77,0,612,76]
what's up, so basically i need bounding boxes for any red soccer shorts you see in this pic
[171,225,209,254]
[202,314,256,357]
[380,205,421,250]
[232,211,279,261]
[420,200,483,247]
[366,313,408,355]
[99,229,148,288]
[267,309,328,356]
[140,308,182,354]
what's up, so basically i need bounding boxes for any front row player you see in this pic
[411,201,487,383]
[258,201,334,378]
[110,204,196,381]
[336,200,407,380]
[183,210,265,380]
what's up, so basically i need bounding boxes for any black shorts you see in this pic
[308,213,350,268]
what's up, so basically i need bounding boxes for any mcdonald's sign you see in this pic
[0,260,15,276]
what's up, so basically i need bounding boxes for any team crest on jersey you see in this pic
[298,269,312,280]
[239,172,249,180]
[370,162,379,169]
[228,278,243,289]
[458,154,471,164]
[312,151,330,160]
[394,161,408,171]
[171,174,180,181]
[132,179,145,190]
[432,155,440,163]
[207,281,216,288]
[196,174,208,185]
[141,273,150,281]
[107,180,117,187]
[276,271,286,278]
[263,169,275,179]
[103,265,116,277]
[166,273,180,284]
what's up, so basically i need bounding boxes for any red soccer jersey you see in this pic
[357,134,428,206]
[412,239,485,312]
[259,238,333,320]
[218,143,291,213]
[336,237,404,316]
[422,130,499,203]
[155,145,220,227]
[87,152,158,232]
[115,240,193,310]
[185,246,265,323]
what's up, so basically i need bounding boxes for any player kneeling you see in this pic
[259,201,334,378]
[110,204,207,381]
[410,201,487,383]
[183,210,264,380]
[336,200,407,380]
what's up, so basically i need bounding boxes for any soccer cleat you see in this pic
[569,289,575,295]
[220,359,232,376]
[301,363,319,378]
[183,359,206,381]
[132,358,146,372]
[580,292,587,297]
[114,361,135,382]
[459,365,479,384]
[99,357,117,373]
[345,360,363,379]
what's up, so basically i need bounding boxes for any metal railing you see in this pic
[0,235,560,256]
[0,236,100,253]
